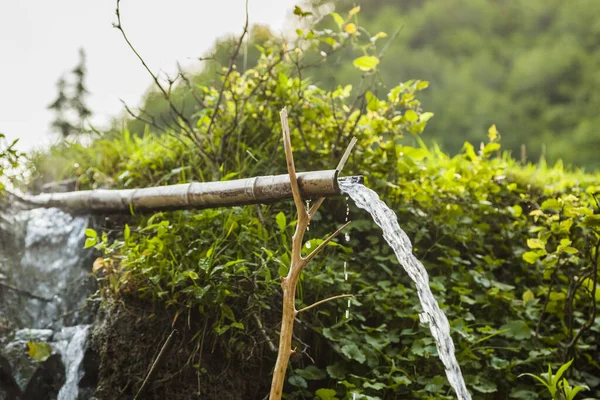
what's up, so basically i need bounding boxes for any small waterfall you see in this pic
[55,325,91,400]
[1,207,94,399]
[339,179,471,400]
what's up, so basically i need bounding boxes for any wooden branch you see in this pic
[308,137,357,219]
[303,221,351,265]
[296,294,353,314]
[269,107,351,400]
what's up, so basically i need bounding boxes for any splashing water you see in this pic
[339,179,471,400]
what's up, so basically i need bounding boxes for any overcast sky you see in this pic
[0,0,297,151]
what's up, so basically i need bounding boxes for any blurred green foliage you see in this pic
[26,4,600,400]
[307,0,600,170]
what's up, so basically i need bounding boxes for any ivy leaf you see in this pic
[289,375,308,388]
[473,376,498,393]
[341,343,366,364]
[315,388,338,400]
[353,56,379,71]
[326,362,347,379]
[297,365,326,380]
[501,320,532,340]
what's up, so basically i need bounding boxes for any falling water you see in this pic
[55,325,91,400]
[339,179,471,400]
[1,207,94,398]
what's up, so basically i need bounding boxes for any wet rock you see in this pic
[0,355,22,400]
[22,354,65,400]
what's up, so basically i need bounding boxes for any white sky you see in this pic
[0,0,297,151]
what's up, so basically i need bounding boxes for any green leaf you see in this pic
[353,56,379,71]
[124,224,130,240]
[522,251,539,264]
[472,376,497,393]
[315,388,338,400]
[85,228,97,239]
[541,198,561,211]
[326,363,347,379]
[84,237,97,249]
[488,124,498,141]
[371,32,387,42]
[293,5,312,17]
[527,238,545,249]
[522,289,535,305]
[420,112,434,122]
[276,212,286,232]
[297,365,326,380]
[553,359,573,386]
[501,320,532,340]
[348,6,360,16]
[330,12,344,28]
[404,109,418,122]
[288,375,308,388]
[365,91,380,111]
[341,343,366,364]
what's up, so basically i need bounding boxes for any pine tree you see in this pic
[47,48,92,138]
[48,76,76,138]
[70,48,92,132]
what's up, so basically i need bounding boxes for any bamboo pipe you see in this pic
[17,170,363,213]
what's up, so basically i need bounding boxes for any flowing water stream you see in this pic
[339,179,472,400]
[1,207,93,399]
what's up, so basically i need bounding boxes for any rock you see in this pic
[22,354,65,400]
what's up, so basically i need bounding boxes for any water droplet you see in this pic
[347,299,351,308]
[344,233,350,242]
[345,309,350,319]
[344,272,348,280]
[306,241,311,249]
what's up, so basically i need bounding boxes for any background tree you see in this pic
[303,0,600,170]
[47,48,92,138]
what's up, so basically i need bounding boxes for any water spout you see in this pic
[339,179,471,400]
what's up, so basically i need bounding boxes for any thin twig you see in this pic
[296,294,353,314]
[206,0,249,143]
[336,137,358,171]
[0,282,52,302]
[303,221,351,265]
[133,329,178,400]
[253,313,277,353]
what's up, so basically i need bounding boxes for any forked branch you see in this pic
[269,107,353,400]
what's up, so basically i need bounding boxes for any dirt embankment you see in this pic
[91,300,273,400]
